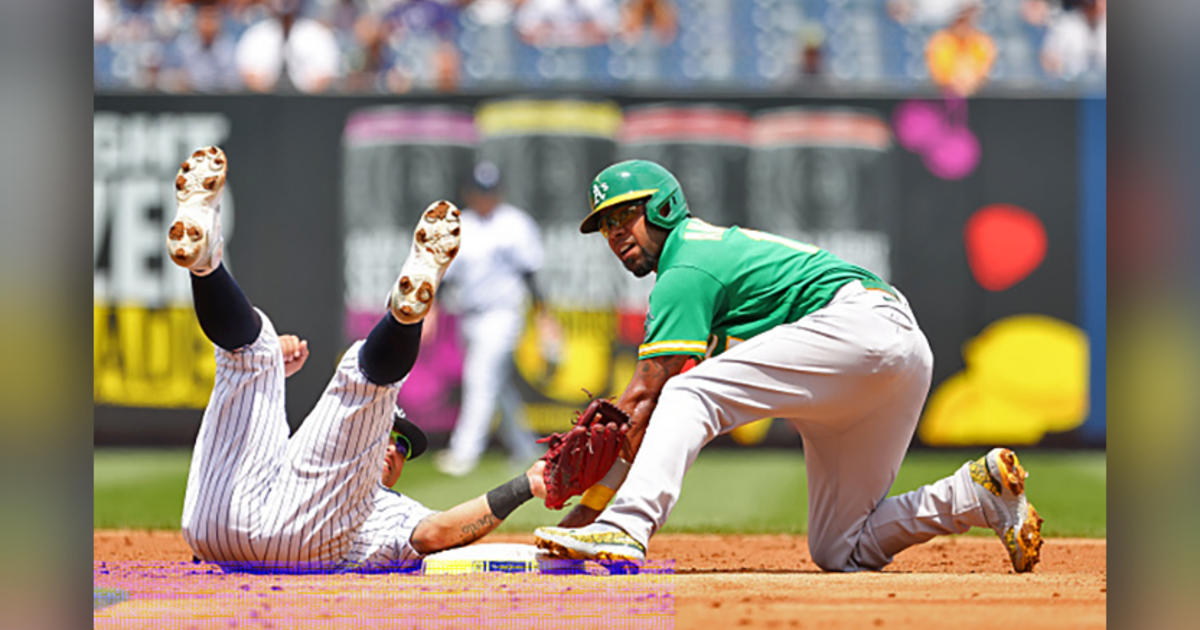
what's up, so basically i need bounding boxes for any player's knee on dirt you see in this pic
[180,518,206,555]
[809,532,891,572]
[806,525,871,572]
[808,543,856,572]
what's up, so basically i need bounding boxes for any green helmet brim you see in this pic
[579,188,659,233]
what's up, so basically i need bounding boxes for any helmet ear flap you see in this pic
[647,187,687,229]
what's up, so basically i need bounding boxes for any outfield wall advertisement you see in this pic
[94,94,1101,449]
[93,112,233,410]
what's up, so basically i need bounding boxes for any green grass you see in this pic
[94,449,193,529]
[95,448,1105,537]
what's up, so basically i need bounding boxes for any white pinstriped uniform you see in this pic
[181,310,434,571]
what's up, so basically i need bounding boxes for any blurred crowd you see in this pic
[893,0,1104,96]
[94,0,1105,95]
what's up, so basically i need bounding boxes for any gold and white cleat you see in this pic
[534,523,646,562]
[167,146,227,275]
[388,200,461,324]
[969,447,1045,572]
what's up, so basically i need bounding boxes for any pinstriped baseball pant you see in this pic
[599,281,994,571]
[180,310,412,568]
[447,306,540,464]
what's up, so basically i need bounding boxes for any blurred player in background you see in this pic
[534,160,1044,573]
[433,161,560,477]
[169,146,545,571]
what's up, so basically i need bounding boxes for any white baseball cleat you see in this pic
[969,447,1045,573]
[167,146,227,276]
[388,200,461,324]
[534,523,646,562]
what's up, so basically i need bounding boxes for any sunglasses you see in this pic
[389,430,412,460]
[599,202,644,237]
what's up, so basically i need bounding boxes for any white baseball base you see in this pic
[422,543,582,575]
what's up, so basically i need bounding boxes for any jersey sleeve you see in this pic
[638,267,725,360]
[352,488,437,570]
[508,210,544,273]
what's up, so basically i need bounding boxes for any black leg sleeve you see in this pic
[358,314,423,385]
[189,264,262,351]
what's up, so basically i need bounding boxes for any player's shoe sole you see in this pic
[534,524,646,562]
[969,447,1044,573]
[388,200,461,324]
[167,146,227,275]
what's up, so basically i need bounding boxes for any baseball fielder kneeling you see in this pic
[534,160,1044,573]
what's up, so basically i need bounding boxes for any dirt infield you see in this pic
[95,530,1105,629]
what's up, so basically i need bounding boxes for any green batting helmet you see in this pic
[580,160,690,234]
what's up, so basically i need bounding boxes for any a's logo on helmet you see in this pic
[591,181,609,207]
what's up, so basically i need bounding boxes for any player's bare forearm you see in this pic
[411,463,546,553]
[555,355,689,528]
[410,497,500,554]
[617,354,692,457]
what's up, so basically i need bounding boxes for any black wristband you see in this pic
[486,474,534,520]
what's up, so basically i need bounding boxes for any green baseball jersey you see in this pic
[638,218,890,360]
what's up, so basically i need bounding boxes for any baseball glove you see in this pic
[538,398,632,510]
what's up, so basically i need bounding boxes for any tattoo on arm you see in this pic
[638,355,688,381]
[622,354,692,455]
[455,512,499,545]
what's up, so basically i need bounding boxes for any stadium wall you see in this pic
[93,93,1101,449]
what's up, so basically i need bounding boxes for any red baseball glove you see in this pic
[538,398,631,510]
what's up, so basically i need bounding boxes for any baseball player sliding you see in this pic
[534,160,1044,572]
[168,146,547,571]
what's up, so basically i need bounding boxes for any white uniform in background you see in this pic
[439,203,544,474]
[181,311,434,571]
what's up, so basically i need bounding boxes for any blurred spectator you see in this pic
[161,1,243,92]
[888,0,974,26]
[515,0,619,48]
[383,0,466,92]
[96,0,189,89]
[235,0,340,93]
[226,0,274,37]
[95,0,117,43]
[1019,0,1053,26]
[798,21,826,79]
[1040,0,1105,81]
[341,12,413,93]
[315,0,364,33]
[924,1,995,97]
[467,0,517,26]
[619,0,676,45]
[95,0,119,87]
